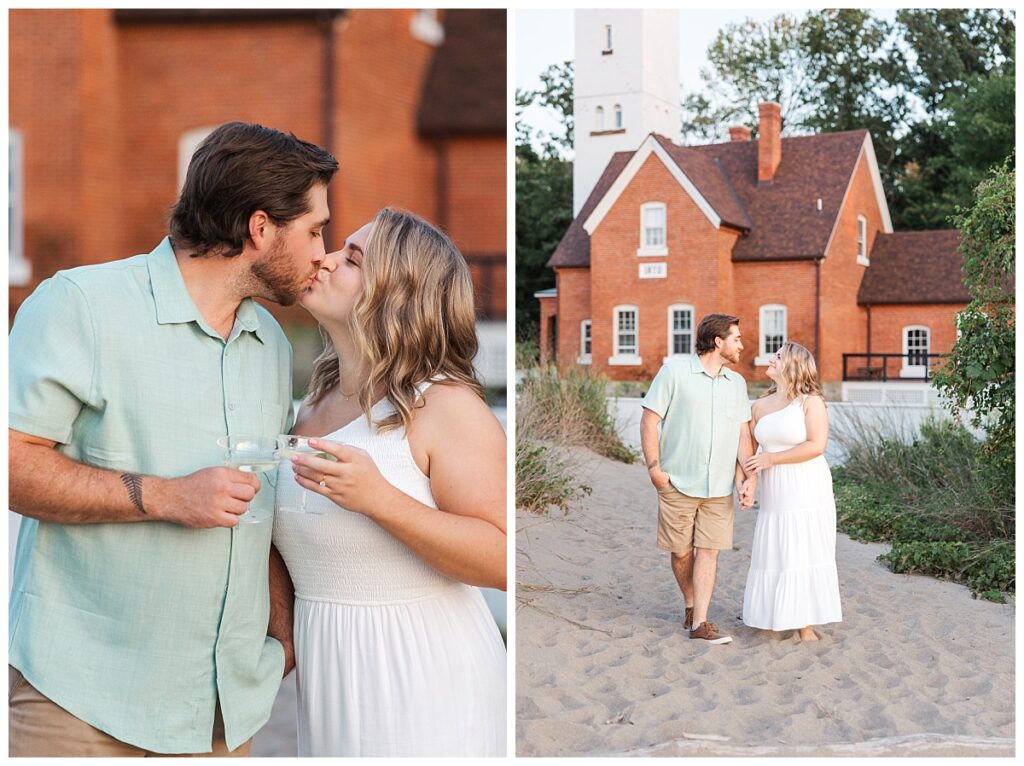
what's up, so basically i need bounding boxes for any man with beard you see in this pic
[8,122,337,755]
[640,314,757,645]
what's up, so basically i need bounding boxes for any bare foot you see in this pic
[798,627,819,642]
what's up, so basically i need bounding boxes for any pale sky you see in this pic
[516,8,898,156]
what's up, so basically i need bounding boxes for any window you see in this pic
[610,305,641,365]
[578,320,592,364]
[594,106,604,131]
[9,128,30,286]
[857,215,869,265]
[638,202,667,256]
[613,104,622,129]
[604,24,613,53]
[665,304,694,361]
[757,304,787,365]
[179,126,216,190]
[902,325,930,378]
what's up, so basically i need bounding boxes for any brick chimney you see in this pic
[728,126,751,142]
[758,101,782,184]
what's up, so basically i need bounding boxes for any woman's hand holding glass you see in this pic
[290,437,393,517]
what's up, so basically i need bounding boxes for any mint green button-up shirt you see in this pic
[9,238,294,753]
[641,354,752,498]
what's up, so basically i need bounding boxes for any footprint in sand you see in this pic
[945,678,993,699]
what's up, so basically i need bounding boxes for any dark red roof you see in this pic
[858,230,970,304]
[417,9,505,137]
[548,129,870,268]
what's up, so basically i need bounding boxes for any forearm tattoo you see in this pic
[647,459,659,470]
[120,473,146,516]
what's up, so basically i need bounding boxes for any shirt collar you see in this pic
[148,237,265,343]
[691,353,737,380]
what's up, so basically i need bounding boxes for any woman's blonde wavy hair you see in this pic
[306,207,484,431]
[765,341,825,402]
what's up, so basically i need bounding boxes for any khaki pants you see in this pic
[8,666,252,757]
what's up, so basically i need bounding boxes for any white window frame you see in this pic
[664,303,694,363]
[577,320,592,365]
[901,325,930,378]
[10,128,30,286]
[609,305,641,366]
[637,201,668,257]
[856,214,869,266]
[756,304,787,365]
[178,126,217,191]
[613,104,623,129]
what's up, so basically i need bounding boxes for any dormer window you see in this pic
[637,202,667,256]
[603,24,613,54]
[857,215,869,265]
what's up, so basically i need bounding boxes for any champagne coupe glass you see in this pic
[217,435,280,524]
[276,435,338,514]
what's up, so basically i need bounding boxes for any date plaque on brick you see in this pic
[639,262,667,279]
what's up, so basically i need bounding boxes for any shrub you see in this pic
[880,540,1014,602]
[515,440,591,515]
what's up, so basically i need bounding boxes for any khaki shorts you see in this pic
[656,485,734,552]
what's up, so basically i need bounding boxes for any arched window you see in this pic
[757,304,787,365]
[613,104,623,129]
[178,126,216,190]
[594,106,605,131]
[610,305,641,365]
[902,325,930,378]
[857,215,869,265]
[638,202,667,256]
[665,304,694,360]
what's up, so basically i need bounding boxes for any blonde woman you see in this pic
[270,208,506,756]
[741,342,842,641]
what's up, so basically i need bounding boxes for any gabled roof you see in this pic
[858,231,970,305]
[548,129,885,269]
[417,9,505,137]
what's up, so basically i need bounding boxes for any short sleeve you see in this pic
[739,390,753,423]
[641,364,674,418]
[9,275,97,443]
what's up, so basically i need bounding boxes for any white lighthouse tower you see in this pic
[572,10,681,215]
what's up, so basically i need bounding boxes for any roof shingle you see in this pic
[858,231,970,304]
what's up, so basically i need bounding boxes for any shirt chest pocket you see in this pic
[230,401,286,438]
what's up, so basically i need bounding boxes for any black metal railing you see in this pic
[842,353,949,382]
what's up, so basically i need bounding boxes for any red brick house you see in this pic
[9,8,506,384]
[537,102,969,399]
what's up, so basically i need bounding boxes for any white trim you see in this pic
[757,304,787,365]
[410,9,444,46]
[578,320,592,365]
[534,287,557,298]
[178,125,217,190]
[609,355,643,366]
[637,201,668,256]
[9,128,30,286]
[583,134,721,236]
[611,304,640,362]
[664,303,694,361]
[901,325,930,378]
[856,214,869,265]
[821,134,894,258]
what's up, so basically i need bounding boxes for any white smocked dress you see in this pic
[742,396,843,631]
[271,388,506,756]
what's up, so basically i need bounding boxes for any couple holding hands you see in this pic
[641,313,843,645]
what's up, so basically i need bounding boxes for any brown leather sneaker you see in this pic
[684,606,694,631]
[689,621,732,644]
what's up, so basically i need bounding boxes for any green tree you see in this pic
[516,61,575,338]
[932,156,1015,487]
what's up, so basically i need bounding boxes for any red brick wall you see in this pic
[587,153,725,381]
[731,259,818,382]
[863,303,965,378]
[818,148,880,382]
[554,268,592,368]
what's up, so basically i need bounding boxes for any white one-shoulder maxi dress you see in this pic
[271,392,506,756]
[742,396,843,631]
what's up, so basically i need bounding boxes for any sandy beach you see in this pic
[515,446,1015,757]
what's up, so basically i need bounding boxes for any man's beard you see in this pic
[249,236,308,307]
